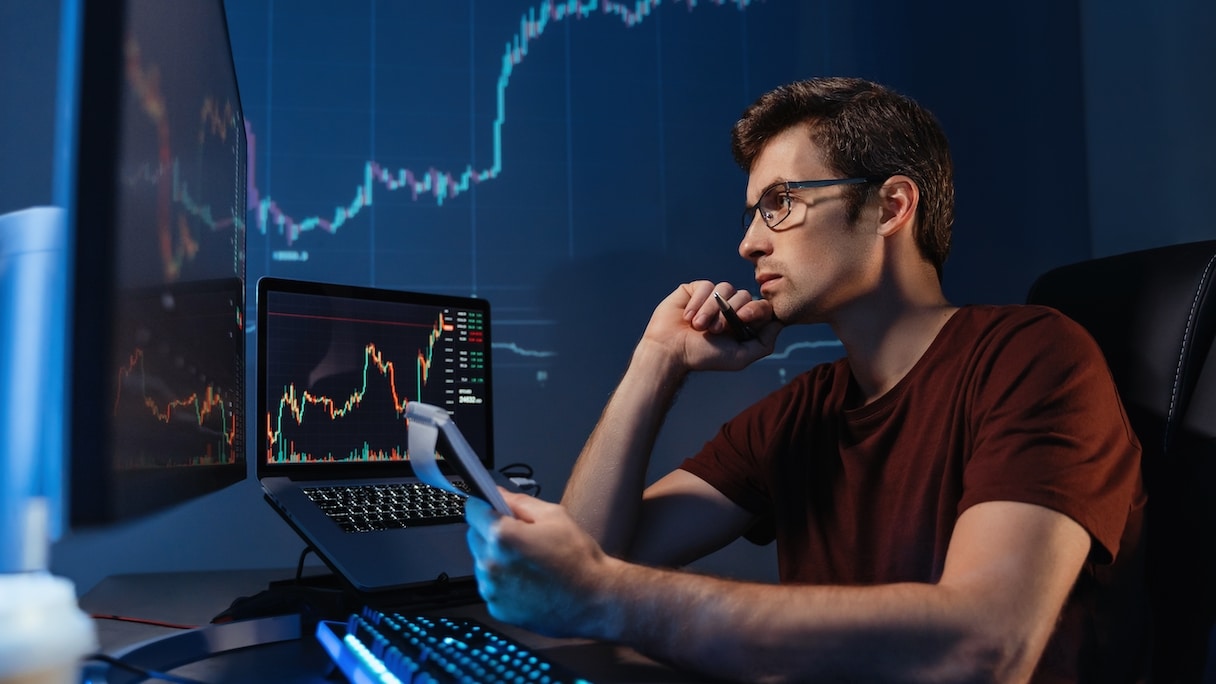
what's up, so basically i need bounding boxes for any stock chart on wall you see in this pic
[223,0,846,470]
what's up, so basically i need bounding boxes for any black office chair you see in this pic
[1027,240,1216,683]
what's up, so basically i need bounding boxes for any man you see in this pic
[465,77,1145,682]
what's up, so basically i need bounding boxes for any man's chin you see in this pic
[761,294,788,324]
[767,301,824,328]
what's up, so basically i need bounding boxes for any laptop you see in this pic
[255,276,496,594]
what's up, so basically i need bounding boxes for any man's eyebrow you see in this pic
[745,178,791,205]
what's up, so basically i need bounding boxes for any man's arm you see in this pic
[468,493,1091,684]
[559,338,687,556]
[560,280,778,558]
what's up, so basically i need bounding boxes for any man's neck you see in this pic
[833,293,958,406]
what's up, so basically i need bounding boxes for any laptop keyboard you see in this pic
[304,482,470,533]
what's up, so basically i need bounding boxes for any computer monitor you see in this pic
[56,0,247,526]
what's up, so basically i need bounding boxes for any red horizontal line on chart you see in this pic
[267,310,456,331]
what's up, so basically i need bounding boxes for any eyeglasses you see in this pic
[742,177,877,232]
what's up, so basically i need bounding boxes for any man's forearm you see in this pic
[586,561,1031,684]
[560,340,688,555]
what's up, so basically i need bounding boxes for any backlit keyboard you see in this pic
[304,481,470,533]
[316,607,593,683]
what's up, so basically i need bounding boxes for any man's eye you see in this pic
[765,193,793,213]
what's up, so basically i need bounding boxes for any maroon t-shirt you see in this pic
[680,305,1147,682]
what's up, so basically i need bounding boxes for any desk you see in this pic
[79,569,697,683]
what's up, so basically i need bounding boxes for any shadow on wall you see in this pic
[491,250,683,495]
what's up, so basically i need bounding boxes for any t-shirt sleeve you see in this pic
[678,399,779,534]
[959,308,1143,563]
[678,368,834,545]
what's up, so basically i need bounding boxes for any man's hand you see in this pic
[465,489,623,639]
[641,280,782,372]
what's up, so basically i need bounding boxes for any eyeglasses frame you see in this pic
[742,177,881,232]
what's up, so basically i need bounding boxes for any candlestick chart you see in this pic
[113,349,239,466]
[108,281,244,470]
[118,33,245,287]
[261,291,489,466]
[241,0,761,249]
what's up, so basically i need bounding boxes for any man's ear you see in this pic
[876,175,918,237]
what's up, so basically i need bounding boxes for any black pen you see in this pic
[712,291,757,341]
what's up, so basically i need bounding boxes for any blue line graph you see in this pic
[765,338,844,361]
[493,341,559,358]
[244,0,761,247]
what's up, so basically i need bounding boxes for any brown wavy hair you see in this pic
[731,77,954,280]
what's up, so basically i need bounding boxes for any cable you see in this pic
[89,614,198,630]
[295,545,317,581]
[497,462,533,478]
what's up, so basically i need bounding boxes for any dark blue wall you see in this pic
[1082,0,1216,255]
[794,1,1095,306]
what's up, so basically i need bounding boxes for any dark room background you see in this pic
[1,0,1212,593]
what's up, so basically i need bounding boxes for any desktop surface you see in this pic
[79,568,697,683]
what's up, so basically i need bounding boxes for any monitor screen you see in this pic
[257,281,493,472]
[61,0,247,525]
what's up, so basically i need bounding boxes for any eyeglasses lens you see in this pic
[743,184,789,232]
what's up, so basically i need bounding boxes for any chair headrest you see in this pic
[1027,240,1216,455]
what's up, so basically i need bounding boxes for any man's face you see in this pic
[738,126,881,325]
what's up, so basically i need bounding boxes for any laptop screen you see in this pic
[256,278,493,477]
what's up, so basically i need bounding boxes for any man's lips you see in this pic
[756,272,780,293]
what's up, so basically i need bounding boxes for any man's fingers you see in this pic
[682,280,717,324]
[499,488,550,523]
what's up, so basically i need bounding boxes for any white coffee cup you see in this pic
[0,573,97,684]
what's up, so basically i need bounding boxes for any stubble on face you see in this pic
[756,200,879,327]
